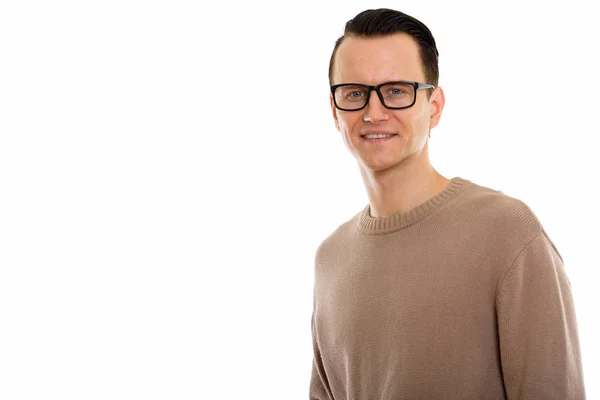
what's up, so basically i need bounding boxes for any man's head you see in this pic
[328,8,445,174]
[329,8,439,90]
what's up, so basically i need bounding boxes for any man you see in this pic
[310,8,585,400]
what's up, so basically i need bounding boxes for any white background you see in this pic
[1,1,598,398]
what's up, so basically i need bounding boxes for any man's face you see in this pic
[330,33,444,173]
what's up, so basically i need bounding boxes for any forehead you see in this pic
[332,33,425,85]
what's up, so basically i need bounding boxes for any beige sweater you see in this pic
[310,177,585,399]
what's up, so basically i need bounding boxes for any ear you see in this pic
[330,94,340,131]
[428,86,445,130]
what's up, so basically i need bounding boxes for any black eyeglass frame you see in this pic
[330,80,435,111]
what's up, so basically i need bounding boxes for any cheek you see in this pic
[413,114,429,128]
[410,107,431,130]
[338,114,361,135]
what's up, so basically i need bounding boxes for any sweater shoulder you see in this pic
[314,208,363,263]
[459,181,545,249]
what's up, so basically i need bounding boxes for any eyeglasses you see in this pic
[330,80,435,111]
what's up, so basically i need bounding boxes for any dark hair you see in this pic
[328,8,439,88]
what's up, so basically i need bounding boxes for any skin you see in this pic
[330,33,451,217]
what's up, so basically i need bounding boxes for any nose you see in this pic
[363,90,389,123]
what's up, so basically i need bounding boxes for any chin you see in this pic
[360,159,403,173]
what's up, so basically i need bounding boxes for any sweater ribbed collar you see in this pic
[358,177,473,235]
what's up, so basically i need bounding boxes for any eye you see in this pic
[388,87,408,95]
[337,85,368,103]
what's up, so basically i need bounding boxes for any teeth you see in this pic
[364,134,395,139]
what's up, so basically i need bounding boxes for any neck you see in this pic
[359,152,450,218]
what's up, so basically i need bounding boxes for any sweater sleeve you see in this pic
[309,312,332,400]
[496,230,586,399]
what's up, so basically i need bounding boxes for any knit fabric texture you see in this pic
[310,177,585,399]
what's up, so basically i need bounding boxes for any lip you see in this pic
[360,131,397,138]
[360,131,398,142]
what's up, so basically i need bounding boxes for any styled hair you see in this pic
[328,8,439,88]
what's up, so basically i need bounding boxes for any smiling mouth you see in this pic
[361,133,397,140]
